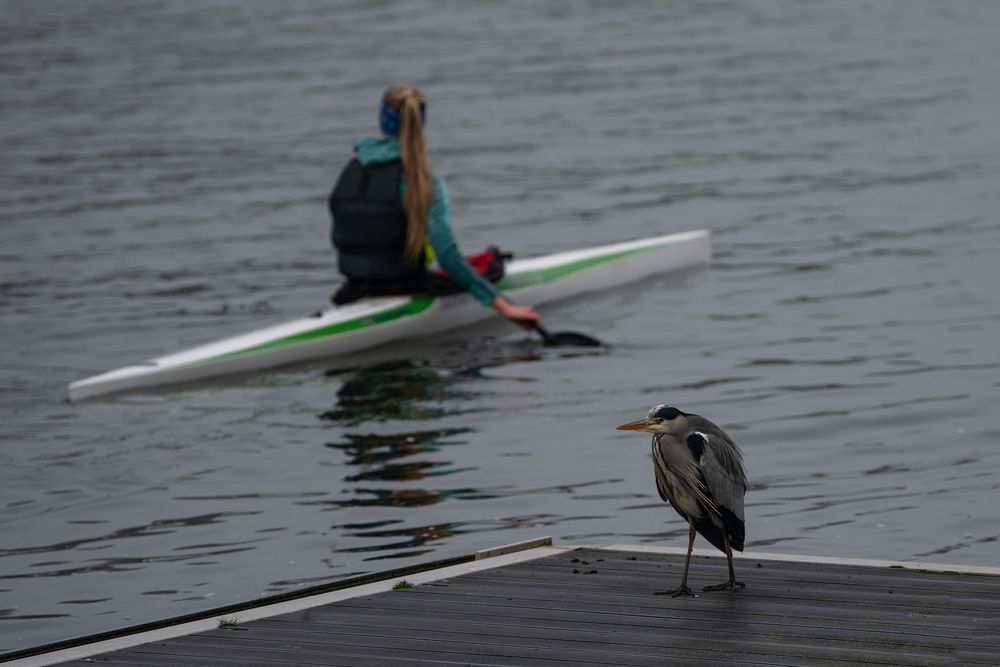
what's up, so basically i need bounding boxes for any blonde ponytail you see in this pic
[383,85,431,264]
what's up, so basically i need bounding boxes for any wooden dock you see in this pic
[7,540,1000,666]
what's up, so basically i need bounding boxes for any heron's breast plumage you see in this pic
[652,433,710,519]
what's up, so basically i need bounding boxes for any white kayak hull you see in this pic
[68,230,710,402]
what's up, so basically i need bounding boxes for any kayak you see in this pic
[68,230,710,402]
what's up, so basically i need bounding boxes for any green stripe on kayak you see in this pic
[494,241,669,290]
[185,296,435,367]
[186,239,670,367]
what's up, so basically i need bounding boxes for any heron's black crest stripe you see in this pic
[686,432,706,462]
[652,405,685,420]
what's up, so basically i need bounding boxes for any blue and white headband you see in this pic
[379,100,426,136]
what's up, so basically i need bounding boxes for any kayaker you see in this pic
[328,84,541,329]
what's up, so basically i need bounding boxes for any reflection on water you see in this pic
[305,487,467,510]
[317,344,558,426]
[308,358,458,517]
[317,350,553,506]
[319,359,484,509]
[319,360,455,425]
[327,428,473,469]
[343,460,475,483]
[334,522,459,554]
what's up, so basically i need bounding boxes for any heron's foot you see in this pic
[655,585,695,598]
[702,580,745,593]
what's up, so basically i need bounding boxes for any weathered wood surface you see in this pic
[60,548,1000,666]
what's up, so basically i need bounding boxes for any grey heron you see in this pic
[617,404,747,597]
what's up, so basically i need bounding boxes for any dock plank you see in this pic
[268,601,963,649]
[452,565,1000,609]
[524,550,1000,591]
[231,615,953,662]
[52,547,1000,667]
[345,577,991,632]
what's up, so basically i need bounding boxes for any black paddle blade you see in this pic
[523,321,603,347]
[541,330,603,347]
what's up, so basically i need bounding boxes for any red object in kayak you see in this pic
[434,246,507,280]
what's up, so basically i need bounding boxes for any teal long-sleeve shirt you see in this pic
[353,136,499,306]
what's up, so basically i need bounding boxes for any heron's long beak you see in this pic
[617,419,653,432]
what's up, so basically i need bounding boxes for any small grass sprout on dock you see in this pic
[217,616,241,628]
[392,580,414,590]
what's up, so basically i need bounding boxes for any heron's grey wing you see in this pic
[686,418,747,517]
[687,420,748,550]
[699,442,746,519]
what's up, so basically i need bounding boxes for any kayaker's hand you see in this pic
[492,296,540,331]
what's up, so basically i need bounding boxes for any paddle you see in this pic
[515,319,603,347]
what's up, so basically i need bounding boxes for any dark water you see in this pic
[3,0,1000,654]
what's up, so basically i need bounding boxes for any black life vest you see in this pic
[328,158,426,282]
